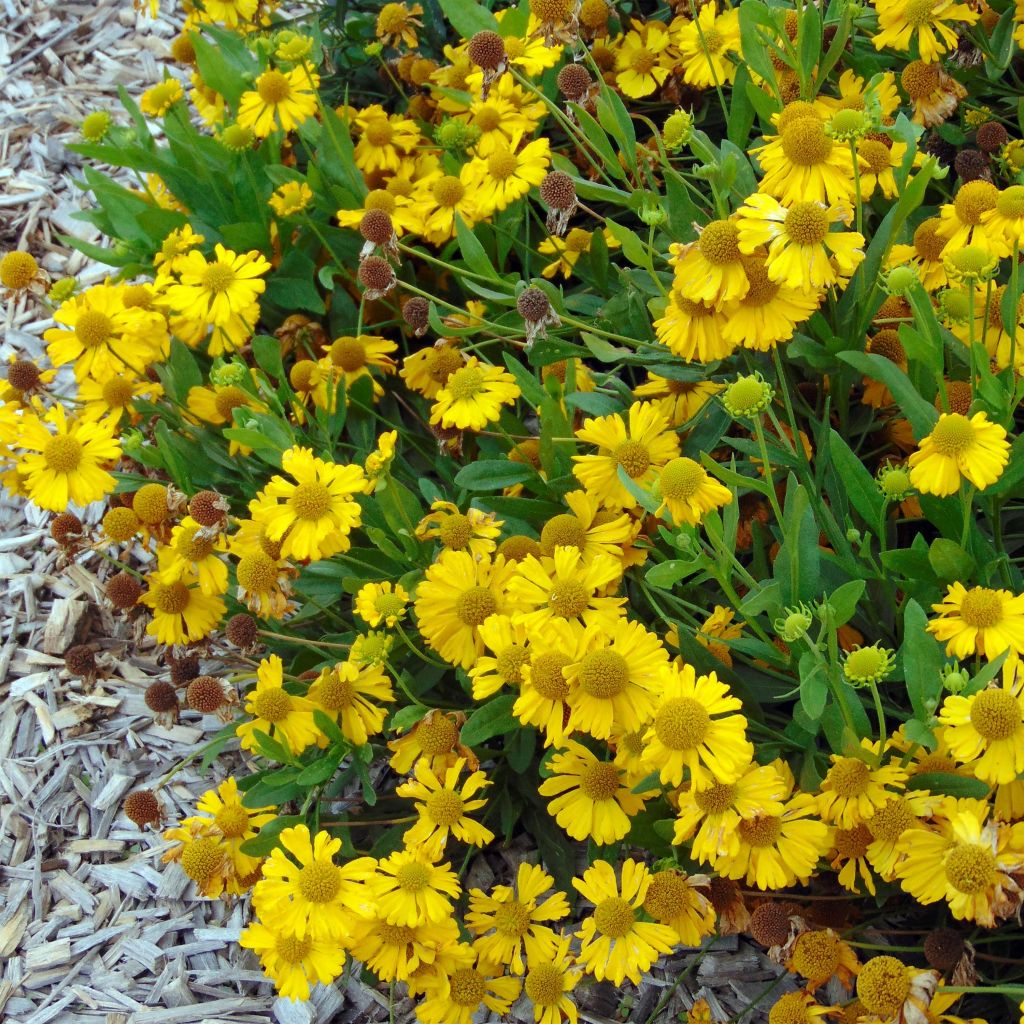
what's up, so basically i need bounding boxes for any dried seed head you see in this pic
[188,489,228,527]
[924,927,964,972]
[50,512,84,545]
[169,653,201,687]
[359,209,395,245]
[467,30,505,70]
[975,121,1008,153]
[187,675,227,713]
[953,149,989,183]
[749,902,791,948]
[106,570,143,609]
[225,612,259,649]
[357,254,395,294]
[124,789,161,828]
[557,63,592,101]
[539,171,577,210]
[6,359,42,393]
[64,645,96,677]
[145,681,179,713]
[402,296,430,331]
[517,286,550,322]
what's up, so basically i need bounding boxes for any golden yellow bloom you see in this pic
[269,180,313,216]
[429,357,521,431]
[236,654,319,754]
[939,678,1024,784]
[873,0,979,61]
[239,919,346,1001]
[238,63,319,137]
[675,2,741,88]
[908,411,1009,496]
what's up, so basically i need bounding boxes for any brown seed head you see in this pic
[188,489,228,527]
[225,612,260,649]
[357,254,394,292]
[124,789,161,828]
[64,644,96,677]
[145,681,179,713]
[169,653,201,687]
[954,149,989,183]
[186,675,226,713]
[467,30,505,70]
[539,171,577,210]
[106,571,143,609]
[557,63,592,101]
[517,286,550,321]
[924,927,964,972]
[402,296,430,330]
[360,208,395,245]
[749,902,791,948]
[975,121,1008,154]
[50,512,84,545]
[6,360,42,393]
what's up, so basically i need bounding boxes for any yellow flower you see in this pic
[572,401,680,510]
[539,228,619,279]
[401,340,466,399]
[237,63,319,137]
[895,797,1024,925]
[675,2,741,88]
[887,217,948,291]
[268,180,313,216]
[928,582,1024,662]
[154,225,205,275]
[655,456,733,527]
[415,550,518,669]
[539,740,653,844]
[573,858,678,985]
[354,580,409,627]
[416,944,521,1024]
[714,793,831,889]
[939,680,1024,785]
[376,1,423,47]
[141,550,226,645]
[563,619,669,740]
[817,741,908,828]
[642,662,753,788]
[936,180,1008,257]
[347,912,460,983]
[429,357,521,431]
[165,243,271,327]
[510,546,626,634]
[465,862,570,974]
[900,59,967,128]
[908,411,1010,497]
[253,824,377,939]
[416,500,503,557]
[872,0,979,62]
[236,654,320,755]
[521,934,581,1024]
[856,137,908,201]
[140,77,184,117]
[363,429,398,492]
[324,333,398,395]
[181,777,274,879]
[352,104,422,173]
[77,372,162,425]
[457,81,546,155]
[756,110,857,205]
[736,194,866,292]
[642,869,716,946]
[308,659,394,746]
[239,919,346,1001]
[669,219,749,305]
[249,446,365,562]
[633,375,725,427]
[397,757,494,857]
[864,790,942,879]
[462,134,550,215]
[388,709,466,776]
[14,403,120,512]
[514,620,588,747]
[539,489,636,565]
[469,614,531,700]
[158,515,229,595]
[654,290,735,363]
[195,0,259,27]
[614,20,674,98]
[370,847,462,926]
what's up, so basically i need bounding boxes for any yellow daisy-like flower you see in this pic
[669,220,749,305]
[642,869,716,947]
[887,217,948,292]
[756,112,857,206]
[633,375,725,427]
[236,654,320,755]
[429,356,521,431]
[539,228,619,279]
[675,2,741,88]
[615,19,674,98]
[856,137,908,201]
[830,823,877,895]
[14,403,120,512]
[354,580,409,627]
[140,77,184,117]
[572,401,680,511]
[237,63,319,137]
[253,824,376,940]
[672,761,790,865]
[463,133,550,216]
[416,500,502,557]
[141,552,227,646]
[539,489,636,568]
[387,709,466,777]
[45,281,168,382]
[249,446,365,562]
[375,1,423,47]
[928,582,1024,662]
[465,862,570,975]
[872,0,979,62]
[414,550,517,669]
[165,243,271,326]
[654,290,735,363]
[347,912,459,983]
[573,858,678,986]
[352,104,422,174]
[938,681,1024,785]
[864,790,943,880]
[521,934,581,1024]
[77,372,162,425]
[416,944,521,1024]
[269,180,314,216]
[539,740,653,844]
[514,620,587,747]
[737,194,866,292]
[323,333,398,396]
[371,847,462,926]
[397,757,494,857]
[895,798,1024,926]
[400,340,466,400]
[817,742,909,828]
[936,180,1008,257]
[715,793,832,890]
[159,515,229,596]
[363,429,398,493]
[308,659,394,747]
[642,662,753,789]
[510,546,625,634]
[564,619,669,740]
[154,225,205,274]
[655,456,733,527]
[415,172,480,245]
[239,919,346,1001]
[194,0,258,27]
[469,614,531,700]
[181,776,274,879]
[907,411,1010,497]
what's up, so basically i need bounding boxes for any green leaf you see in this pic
[902,598,945,722]
[505,727,536,773]
[907,772,990,799]
[837,352,938,438]
[455,213,501,281]
[436,0,498,37]
[454,461,535,491]
[238,815,305,857]
[645,558,703,589]
[825,429,884,528]
[165,338,203,402]
[251,728,296,766]
[828,579,865,626]
[297,754,342,786]
[313,710,347,748]
[569,105,628,183]
[604,219,652,271]
[252,334,284,380]
[798,653,828,721]
[460,695,519,746]
[927,538,976,582]
[615,466,660,515]
[595,91,637,173]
